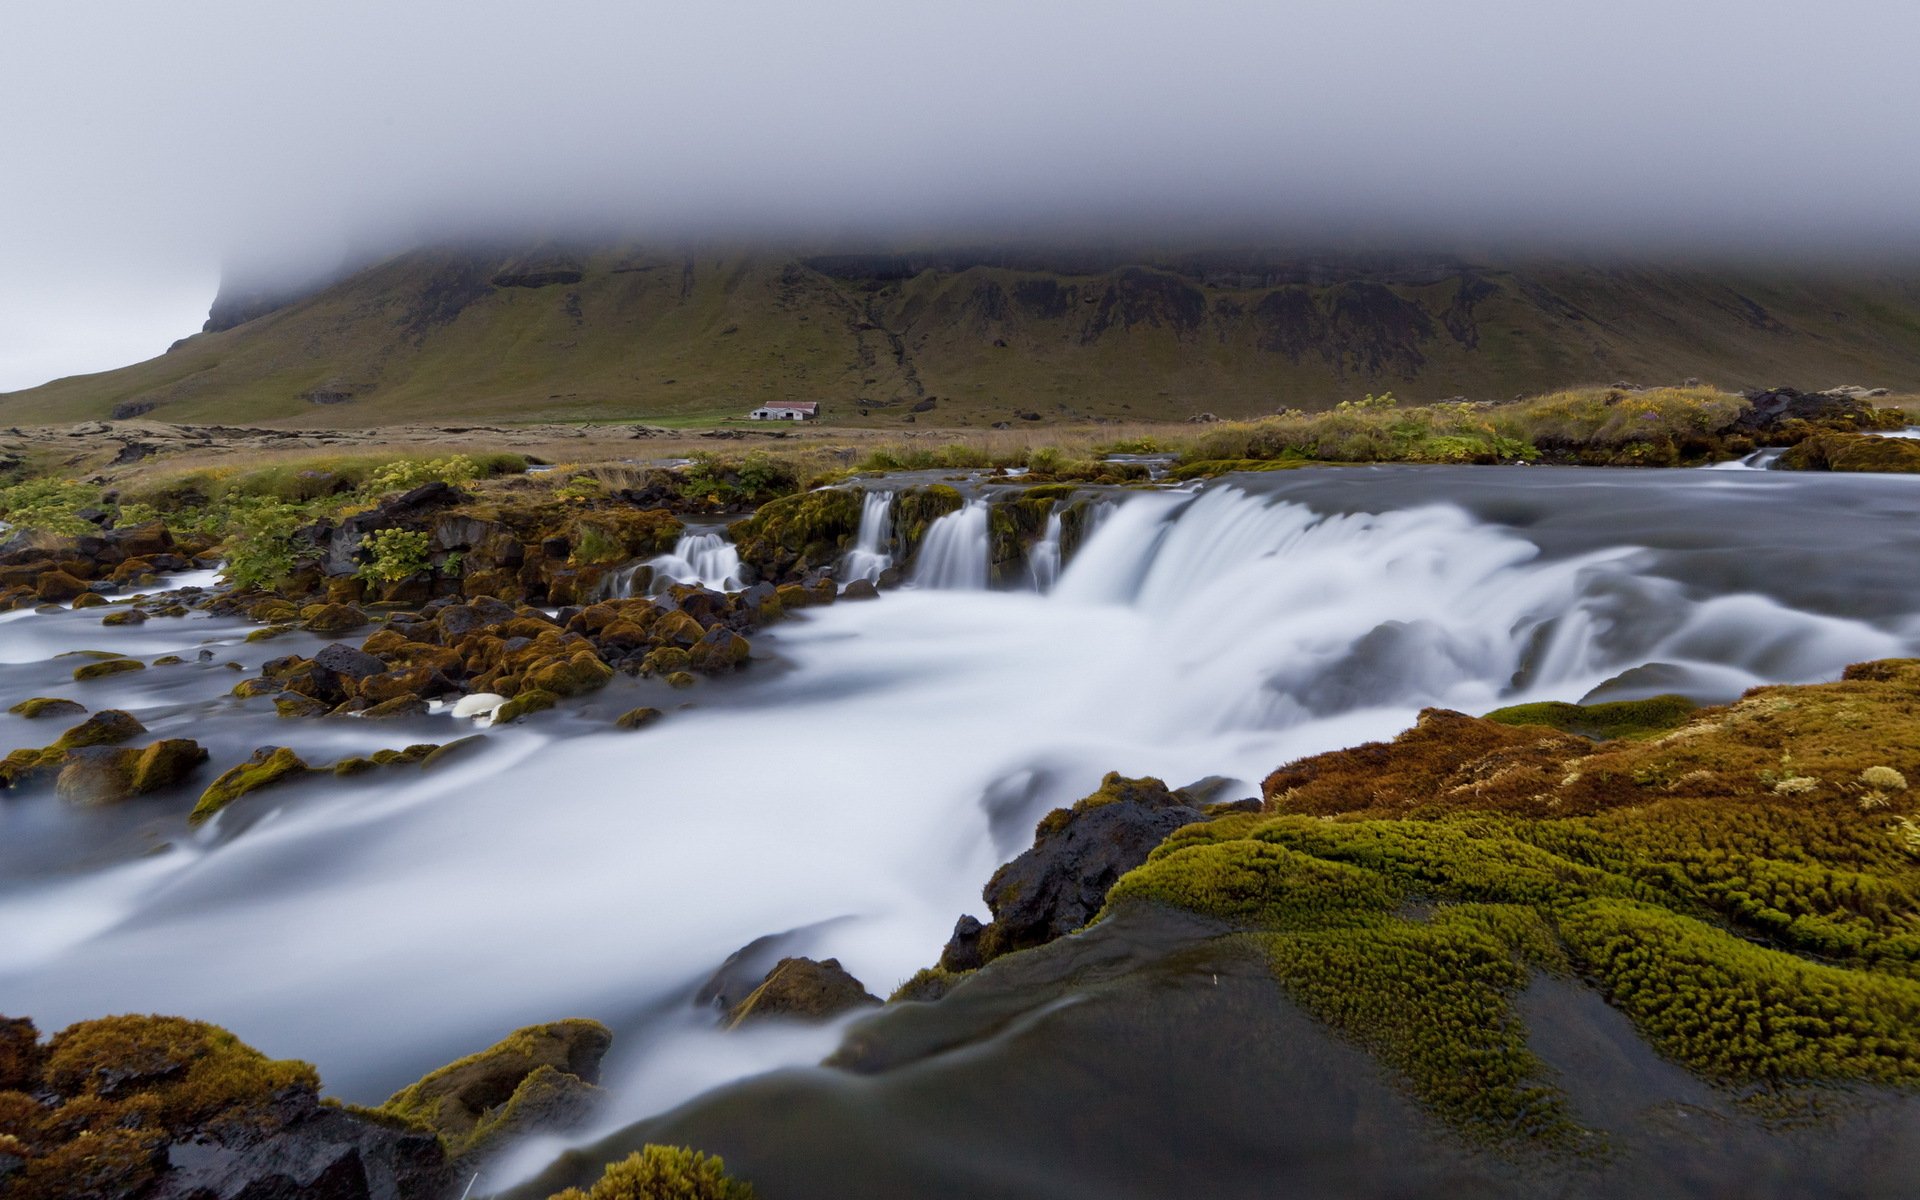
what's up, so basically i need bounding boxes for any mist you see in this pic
[4,0,1918,391]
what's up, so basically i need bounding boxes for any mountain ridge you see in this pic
[7,245,1920,426]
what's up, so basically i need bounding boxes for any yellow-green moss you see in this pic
[189,747,311,825]
[549,1145,755,1200]
[1484,693,1698,741]
[7,697,85,720]
[72,658,144,682]
[494,688,559,723]
[1087,658,1920,1138]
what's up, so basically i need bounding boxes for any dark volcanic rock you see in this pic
[1734,386,1888,435]
[940,773,1208,971]
[312,642,387,680]
[150,1092,451,1200]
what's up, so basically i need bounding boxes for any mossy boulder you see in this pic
[493,688,559,723]
[0,1013,448,1200]
[50,710,145,750]
[100,608,147,626]
[550,1145,755,1200]
[72,658,144,682]
[891,485,965,561]
[728,488,865,583]
[686,628,750,673]
[724,958,881,1028]
[1780,431,1920,473]
[651,608,706,648]
[615,706,663,731]
[53,739,208,807]
[641,647,692,676]
[189,747,311,825]
[379,1019,611,1165]
[7,698,84,720]
[300,602,369,634]
[567,508,684,564]
[525,651,615,697]
[33,570,88,603]
[69,591,107,609]
[274,694,330,719]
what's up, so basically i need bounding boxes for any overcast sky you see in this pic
[3,0,1917,392]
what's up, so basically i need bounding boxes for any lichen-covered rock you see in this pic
[33,570,88,603]
[7,698,84,720]
[686,628,750,673]
[614,707,664,731]
[274,694,331,719]
[940,774,1209,971]
[0,1013,449,1200]
[1780,431,1920,473]
[190,747,311,825]
[493,688,558,723]
[728,488,865,583]
[51,709,146,750]
[53,739,208,807]
[525,651,615,697]
[101,607,148,626]
[379,1019,611,1165]
[724,958,881,1028]
[300,603,369,634]
[73,658,144,682]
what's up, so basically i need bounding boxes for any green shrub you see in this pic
[0,479,104,535]
[219,500,307,589]
[355,529,432,584]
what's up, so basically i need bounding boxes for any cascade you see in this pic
[910,500,990,589]
[1027,511,1064,592]
[841,491,896,582]
[644,531,745,593]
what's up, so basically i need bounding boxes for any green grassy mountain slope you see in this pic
[7,246,1920,427]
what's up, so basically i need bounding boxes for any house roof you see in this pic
[758,401,818,412]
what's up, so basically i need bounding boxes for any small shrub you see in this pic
[355,529,432,584]
[0,479,104,535]
[219,501,306,589]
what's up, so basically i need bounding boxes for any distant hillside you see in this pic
[6,245,1920,426]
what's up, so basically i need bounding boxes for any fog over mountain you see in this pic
[3,0,1918,391]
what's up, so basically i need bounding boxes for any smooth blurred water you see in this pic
[1,465,1917,1191]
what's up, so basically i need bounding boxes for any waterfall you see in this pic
[1027,511,1064,592]
[645,532,744,593]
[910,501,990,589]
[841,492,896,583]
[4,466,1919,1189]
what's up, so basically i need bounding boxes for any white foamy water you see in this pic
[1,468,1917,1192]
[840,491,896,583]
[630,532,745,594]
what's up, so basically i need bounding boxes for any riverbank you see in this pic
[4,411,1920,1196]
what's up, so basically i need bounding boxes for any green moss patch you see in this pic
[1086,658,1920,1140]
[1484,693,1697,741]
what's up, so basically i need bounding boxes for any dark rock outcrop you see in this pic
[940,774,1208,971]
[724,958,881,1027]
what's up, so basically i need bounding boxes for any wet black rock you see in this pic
[312,643,387,680]
[940,774,1208,971]
[150,1091,451,1200]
